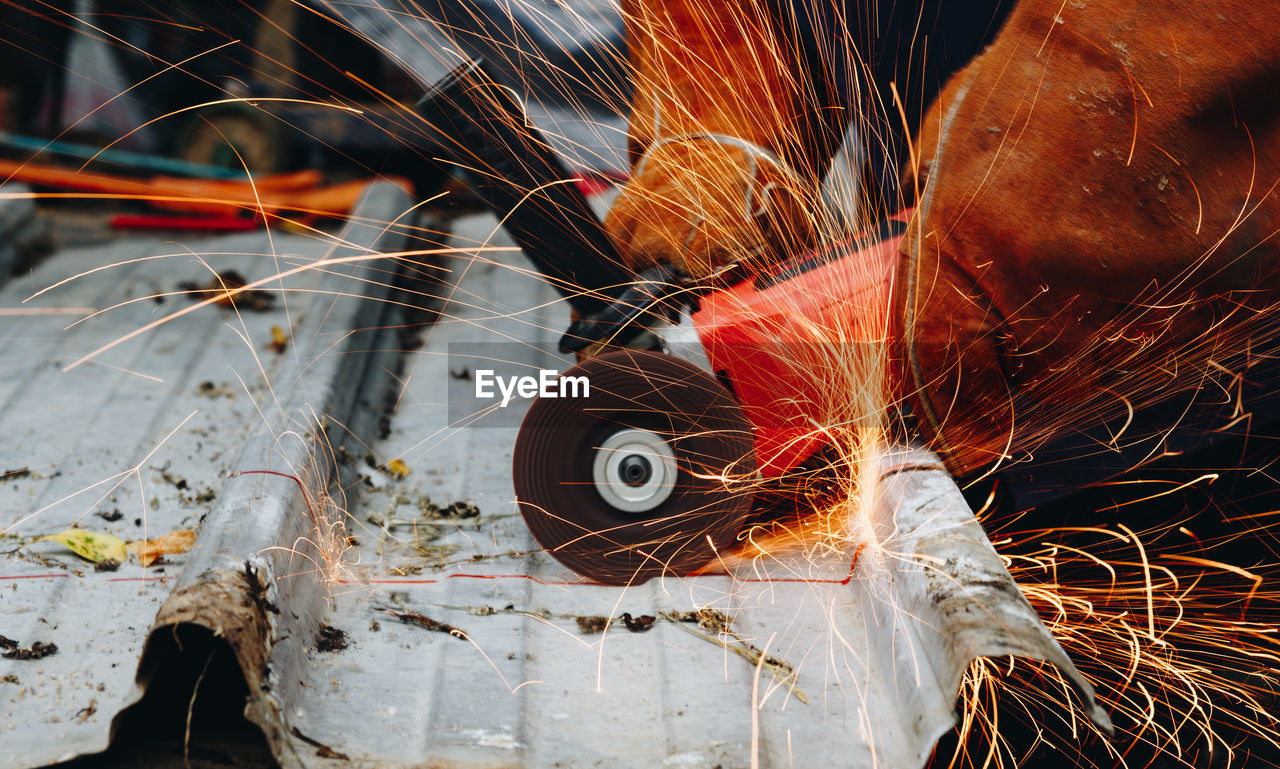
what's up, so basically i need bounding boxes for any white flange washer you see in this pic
[592,428,678,513]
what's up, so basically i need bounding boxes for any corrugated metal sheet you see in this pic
[1,182,425,765]
[2,189,1106,769]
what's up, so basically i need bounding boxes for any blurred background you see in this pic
[0,0,629,248]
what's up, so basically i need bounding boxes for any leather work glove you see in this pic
[897,0,1280,477]
[604,0,826,280]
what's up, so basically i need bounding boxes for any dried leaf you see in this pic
[128,529,197,567]
[268,325,288,354]
[38,529,128,564]
[385,458,411,479]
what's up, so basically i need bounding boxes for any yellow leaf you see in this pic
[267,325,288,354]
[128,529,197,567]
[38,529,128,564]
[386,458,411,480]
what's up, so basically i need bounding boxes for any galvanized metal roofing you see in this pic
[1,183,1105,769]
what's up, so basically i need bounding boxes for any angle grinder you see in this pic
[418,59,904,585]
[514,220,905,585]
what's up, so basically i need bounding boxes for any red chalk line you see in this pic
[340,544,866,588]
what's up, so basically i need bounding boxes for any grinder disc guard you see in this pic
[513,350,756,584]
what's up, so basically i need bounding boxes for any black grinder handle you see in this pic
[558,263,683,353]
[416,59,631,316]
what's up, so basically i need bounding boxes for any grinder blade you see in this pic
[513,350,756,584]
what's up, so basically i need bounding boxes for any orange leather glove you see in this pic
[897,0,1280,476]
[604,0,826,280]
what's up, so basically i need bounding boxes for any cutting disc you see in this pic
[513,349,757,584]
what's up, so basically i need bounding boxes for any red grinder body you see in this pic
[692,216,905,477]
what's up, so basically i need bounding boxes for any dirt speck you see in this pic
[291,726,351,760]
[187,487,217,505]
[576,616,611,634]
[159,467,188,491]
[442,501,479,518]
[178,270,275,312]
[242,561,280,616]
[622,613,656,632]
[386,609,465,639]
[315,624,349,653]
[195,381,234,399]
[2,640,57,660]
